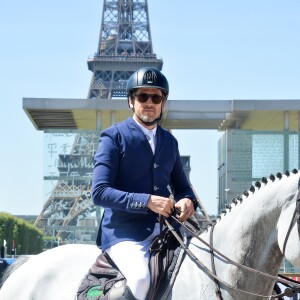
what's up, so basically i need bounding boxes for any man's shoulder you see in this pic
[115,117,136,133]
[102,118,132,134]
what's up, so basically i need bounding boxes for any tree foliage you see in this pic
[0,213,43,255]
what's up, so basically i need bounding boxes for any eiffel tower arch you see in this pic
[34,0,210,245]
[34,132,100,243]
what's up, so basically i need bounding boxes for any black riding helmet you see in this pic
[126,67,169,99]
[126,67,169,126]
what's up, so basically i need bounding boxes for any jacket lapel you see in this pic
[127,118,154,155]
[154,126,164,158]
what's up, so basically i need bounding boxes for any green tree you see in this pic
[0,213,43,255]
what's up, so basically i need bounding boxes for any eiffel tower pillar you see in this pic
[34,132,99,245]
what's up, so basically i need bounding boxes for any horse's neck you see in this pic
[207,176,297,275]
[172,175,299,300]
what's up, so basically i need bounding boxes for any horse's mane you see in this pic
[0,255,31,288]
[206,169,299,230]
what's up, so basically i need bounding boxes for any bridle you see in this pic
[208,187,300,300]
[164,188,300,299]
[166,216,300,299]
[282,187,300,255]
[298,197,300,235]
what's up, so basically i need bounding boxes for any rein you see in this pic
[209,222,223,300]
[282,188,300,255]
[164,212,300,299]
[283,189,300,255]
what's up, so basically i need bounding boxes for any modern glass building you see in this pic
[218,129,299,211]
[217,110,300,275]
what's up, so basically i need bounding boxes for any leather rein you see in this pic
[164,194,300,299]
[282,188,300,255]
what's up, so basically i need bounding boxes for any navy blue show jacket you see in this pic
[92,117,196,251]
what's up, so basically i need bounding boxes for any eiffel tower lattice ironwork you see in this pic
[87,0,163,99]
[34,0,210,245]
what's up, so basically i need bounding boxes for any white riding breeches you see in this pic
[106,223,160,300]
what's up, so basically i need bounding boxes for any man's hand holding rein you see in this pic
[175,198,195,222]
[147,196,195,222]
[147,195,174,218]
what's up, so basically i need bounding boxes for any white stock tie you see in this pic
[146,131,155,154]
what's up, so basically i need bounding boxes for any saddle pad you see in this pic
[76,252,126,300]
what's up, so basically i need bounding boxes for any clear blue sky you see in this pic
[1,0,299,216]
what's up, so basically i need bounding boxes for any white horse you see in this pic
[1,171,300,300]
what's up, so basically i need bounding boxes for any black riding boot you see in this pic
[120,286,137,300]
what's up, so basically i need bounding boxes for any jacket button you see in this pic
[154,186,159,191]
[154,163,159,168]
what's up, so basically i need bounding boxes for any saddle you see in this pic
[77,252,126,300]
[76,227,184,300]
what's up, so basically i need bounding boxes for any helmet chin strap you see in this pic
[131,106,162,127]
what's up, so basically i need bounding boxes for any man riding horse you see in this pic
[91,67,198,300]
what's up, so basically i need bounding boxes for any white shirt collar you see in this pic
[133,118,157,137]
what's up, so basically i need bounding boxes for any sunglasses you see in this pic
[134,93,164,104]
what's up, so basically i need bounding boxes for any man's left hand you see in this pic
[175,198,195,222]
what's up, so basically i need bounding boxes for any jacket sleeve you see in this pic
[91,127,150,213]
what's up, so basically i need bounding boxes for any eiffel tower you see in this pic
[87,0,162,99]
[34,0,210,245]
